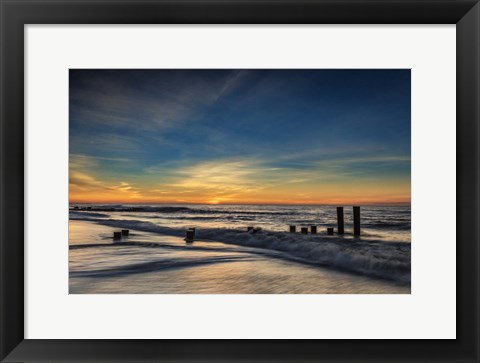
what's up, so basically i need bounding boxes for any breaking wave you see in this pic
[70,205,298,216]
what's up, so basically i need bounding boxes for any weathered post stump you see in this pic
[289,225,296,233]
[121,229,129,236]
[113,231,122,240]
[336,207,344,234]
[185,229,195,243]
[327,227,334,235]
[310,226,317,234]
[301,227,308,234]
[353,206,361,236]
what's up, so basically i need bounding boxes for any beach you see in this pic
[69,204,411,294]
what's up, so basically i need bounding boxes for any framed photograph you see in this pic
[1,0,478,362]
[67,68,412,295]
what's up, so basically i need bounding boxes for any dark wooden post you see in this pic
[113,231,122,240]
[301,227,308,234]
[185,229,195,243]
[336,207,344,234]
[121,229,129,236]
[189,228,196,237]
[310,226,317,234]
[289,225,296,233]
[327,227,334,235]
[353,206,361,236]
[247,226,254,232]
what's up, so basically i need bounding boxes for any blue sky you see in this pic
[69,69,410,204]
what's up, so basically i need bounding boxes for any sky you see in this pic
[69,69,411,205]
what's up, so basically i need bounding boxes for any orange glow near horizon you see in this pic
[69,156,411,206]
[69,195,411,205]
[70,169,410,205]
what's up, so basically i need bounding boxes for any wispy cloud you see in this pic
[166,160,266,201]
[69,154,143,201]
[70,70,250,133]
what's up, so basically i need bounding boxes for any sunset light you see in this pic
[69,69,410,205]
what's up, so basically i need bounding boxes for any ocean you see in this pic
[69,204,411,294]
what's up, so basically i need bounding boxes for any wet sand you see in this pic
[69,220,410,294]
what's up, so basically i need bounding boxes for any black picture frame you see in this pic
[1,1,479,362]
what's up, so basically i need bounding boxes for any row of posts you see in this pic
[182,206,360,243]
[118,207,360,244]
[289,206,360,236]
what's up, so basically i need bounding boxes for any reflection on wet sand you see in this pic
[69,220,410,294]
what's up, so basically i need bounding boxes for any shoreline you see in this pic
[69,219,411,291]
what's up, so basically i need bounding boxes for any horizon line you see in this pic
[69,201,411,206]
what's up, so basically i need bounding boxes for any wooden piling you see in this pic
[301,227,308,234]
[113,231,122,240]
[310,226,317,234]
[289,225,296,233]
[185,229,195,243]
[121,229,129,236]
[247,226,254,232]
[336,207,344,234]
[353,206,361,236]
[189,228,196,237]
[327,227,334,235]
